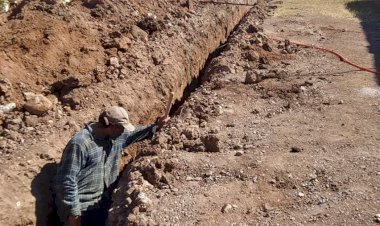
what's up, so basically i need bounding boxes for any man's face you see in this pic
[109,124,124,139]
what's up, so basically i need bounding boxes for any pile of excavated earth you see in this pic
[1,0,380,225]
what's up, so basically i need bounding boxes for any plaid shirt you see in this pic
[54,123,156,217]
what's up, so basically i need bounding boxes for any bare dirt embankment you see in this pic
[0,0,256,225]
[109,0,380,225]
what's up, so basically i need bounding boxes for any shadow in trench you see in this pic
[346,0,380,84]
[31,163,59,226]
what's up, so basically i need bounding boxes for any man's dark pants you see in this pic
[81,204,109,226]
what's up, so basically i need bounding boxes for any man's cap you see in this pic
[100,106,135,132]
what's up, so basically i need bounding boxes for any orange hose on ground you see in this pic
[270,37,380,75]
[199,1,257,7]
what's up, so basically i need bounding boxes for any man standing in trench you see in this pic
[54,106,169,226]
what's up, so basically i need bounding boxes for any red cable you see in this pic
[270,37,380,75]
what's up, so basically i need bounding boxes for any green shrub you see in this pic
[0,0,8,12]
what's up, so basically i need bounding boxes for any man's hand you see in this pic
[156,116,170,129]
[68,215,81,226]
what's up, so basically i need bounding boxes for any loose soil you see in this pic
[0,0,380,226]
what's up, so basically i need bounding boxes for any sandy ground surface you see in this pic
[0,0,380,225]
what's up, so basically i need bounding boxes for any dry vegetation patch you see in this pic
[274,0,359,19]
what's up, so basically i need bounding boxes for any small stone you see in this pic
[39,153,54,160]
[116,36,131,51]
[235,151,244,156]
[0,140,8,149]
[136,192,152,205]
[269,178,276,184]
[192,144,206,152]
[251,109,260,114]
[298,192,305,197]
[374,214,380,223]
[131,25,148,42]
[201,134,220,152]
[201,89,211,95]
[290,147,302,153]
[204,171,213,177]
[109,57,120,68]
[259,56,269,65]
[155,134,168,145]
[182,125,200,140]
[0,103,16,113]
[243,144,254,150]
[262,42,272,52]
[194,177,202,181]
[179,0,193,9]
[243,50,260,61]
[263,203,273,212]
[7,117,22,125]
[245,71,261,84]
[0,77,12,96]
[221,204,233,213]
[185,176,202,181]
[233,144,243,150]
[83,0,103,7]
[66,120,80,131]
[152,54,165,65]
[24,93,53,115]
[24,115,39,127]
[209,127,219,134]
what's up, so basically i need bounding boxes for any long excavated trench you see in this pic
[169,18,236,116]
[106,2,262,225]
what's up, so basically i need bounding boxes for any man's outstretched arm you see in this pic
[121,116,170,148]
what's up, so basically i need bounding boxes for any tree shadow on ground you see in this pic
[31,163,60,226]
[346,0,380,84]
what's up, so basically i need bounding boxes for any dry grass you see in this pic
[274,0,360,19]
[0,0,6,11]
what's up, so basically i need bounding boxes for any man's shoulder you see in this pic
[68,127,93,146]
